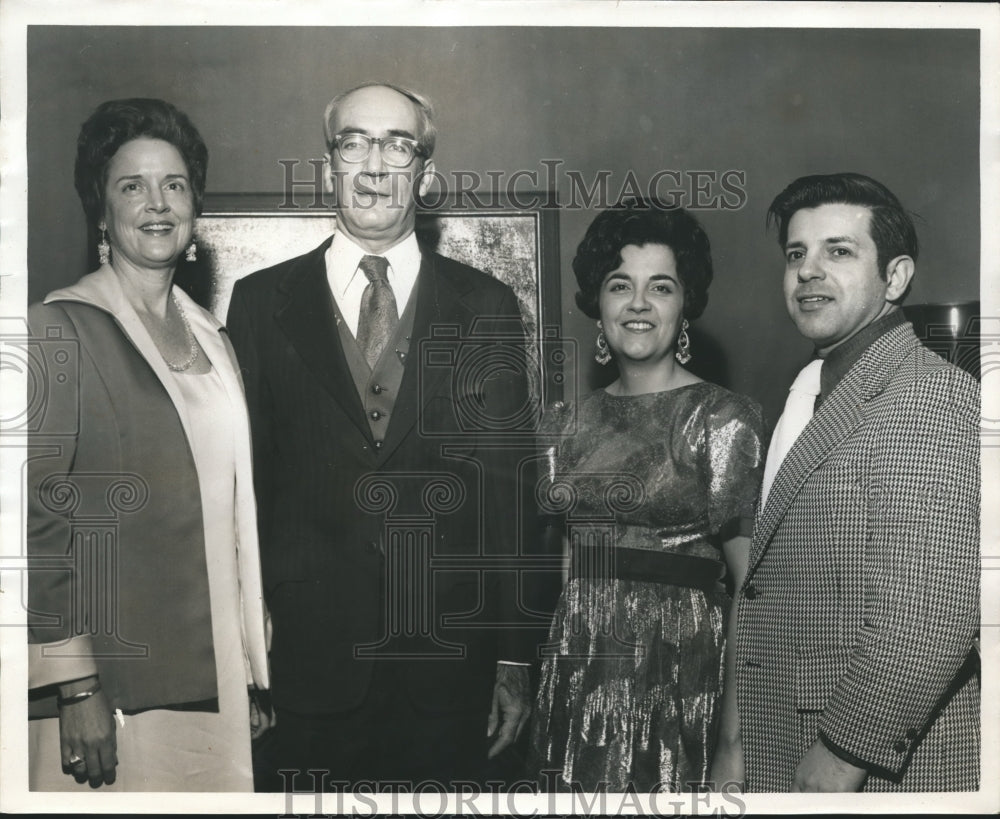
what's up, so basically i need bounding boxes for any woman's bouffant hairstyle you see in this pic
[573,201,714,321]
[74,98,209,230]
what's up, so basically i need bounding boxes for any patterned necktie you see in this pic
[355,255,398,368]
[761,358,824,506]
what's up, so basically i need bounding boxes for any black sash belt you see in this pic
[570,543,723,593]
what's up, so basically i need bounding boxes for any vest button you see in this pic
[370,410,382,421]
[374,440,383,449]
[371,384,383,394]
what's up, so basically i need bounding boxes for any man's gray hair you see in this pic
[323,81,437,158]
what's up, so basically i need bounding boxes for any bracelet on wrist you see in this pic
[56,680,102,707]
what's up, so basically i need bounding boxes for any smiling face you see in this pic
[782,203,909,354]
[324,85,435,253]
[102,137,194,274]
[599,243,685,365]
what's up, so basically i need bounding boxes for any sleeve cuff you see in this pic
[28,637,98,690]
[818,730,876,773]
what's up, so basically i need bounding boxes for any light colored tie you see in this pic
[355,255,398,368]
[761,358,824,506]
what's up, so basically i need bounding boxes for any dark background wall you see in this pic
[27,26,980,423]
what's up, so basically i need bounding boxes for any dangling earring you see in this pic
[185,241,197,262]
[97,224,111,266]
[675,319,692,364]
[595,320,611,366]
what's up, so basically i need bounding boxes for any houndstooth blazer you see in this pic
[735,321,980,792]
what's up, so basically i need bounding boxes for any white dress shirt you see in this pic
[325,231,422,336]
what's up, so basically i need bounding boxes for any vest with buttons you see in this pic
[333,279,419,448]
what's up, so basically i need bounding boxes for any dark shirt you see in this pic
[815,309,907,411]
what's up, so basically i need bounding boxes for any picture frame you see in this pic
[185,193,565,403]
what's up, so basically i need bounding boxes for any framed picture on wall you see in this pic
[182,193,565,404]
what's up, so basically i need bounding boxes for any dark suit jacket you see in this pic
[227,238,538,716]
[736,322,979,791]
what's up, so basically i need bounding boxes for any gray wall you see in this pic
[27,26,980,423]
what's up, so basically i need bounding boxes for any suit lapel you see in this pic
[748,323,921,575]
[748,372,865,573]
[378,252,466,461]
[273,239,370,442]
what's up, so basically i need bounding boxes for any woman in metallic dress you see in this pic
[528,202,764,791]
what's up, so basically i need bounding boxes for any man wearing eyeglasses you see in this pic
[227,83,536,788]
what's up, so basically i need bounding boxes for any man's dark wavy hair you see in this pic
[573,200,714,321]
[766,172,919,278]
[74,98,208,231]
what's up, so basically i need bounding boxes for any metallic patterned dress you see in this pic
[529,384,764,792]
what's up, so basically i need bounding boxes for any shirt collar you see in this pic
[817,308,906,405]
[327,230,421,298]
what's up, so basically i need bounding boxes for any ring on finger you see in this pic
[68,754,84,765]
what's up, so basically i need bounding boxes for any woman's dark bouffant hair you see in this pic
[74,98,208,230]
[573,201,714,321]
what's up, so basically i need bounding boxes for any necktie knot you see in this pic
[359,255,390,284]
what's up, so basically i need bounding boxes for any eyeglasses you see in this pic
[330,132,426,168]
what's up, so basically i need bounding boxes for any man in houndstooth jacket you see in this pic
[726,173,979,792]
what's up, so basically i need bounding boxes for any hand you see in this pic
[58,685,118,788]
[709,738,745,792]
[486,664,531,759]
[791,738,866,792]
[249,689,274,740]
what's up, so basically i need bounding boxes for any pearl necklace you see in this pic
[166,290,199,372]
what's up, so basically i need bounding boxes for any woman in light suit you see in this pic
[27,98,269,791]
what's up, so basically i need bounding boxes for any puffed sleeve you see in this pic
[705,392,766,541]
